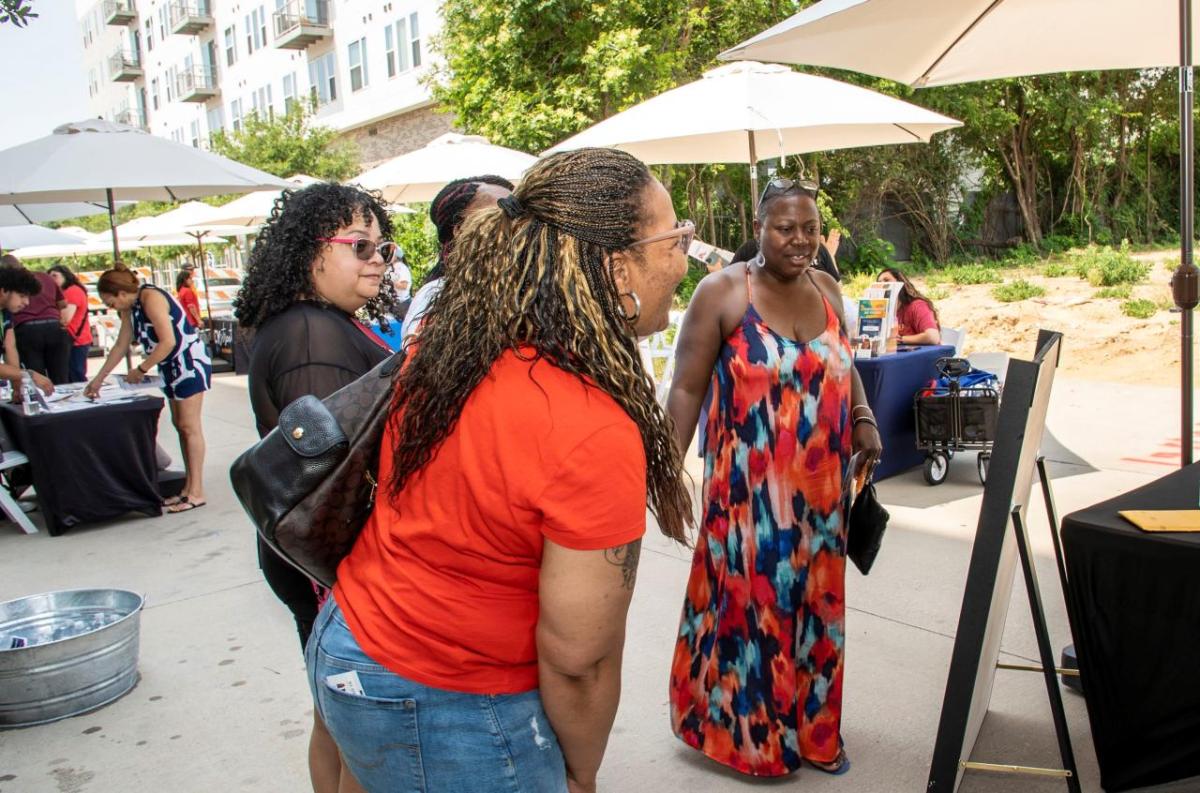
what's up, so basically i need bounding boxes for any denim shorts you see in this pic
[306,599,569,793]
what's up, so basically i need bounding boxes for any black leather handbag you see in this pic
[847,480,889,575]
[229,350,404,587]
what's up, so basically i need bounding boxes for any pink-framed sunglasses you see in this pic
[316,237,400,264]
[630,219,695,254]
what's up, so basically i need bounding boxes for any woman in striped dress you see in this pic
[85,265,212,513]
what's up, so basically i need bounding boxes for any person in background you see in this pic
[0,254,72,384]
[234,182,400,793]
[667,178,881,778]
[877,266,941,346]
[316,149,692,793]
[175,268,203,331]
[84,265,211,513]
[0,267,54,396]
[47,264,93,383]
[401,174,514,346]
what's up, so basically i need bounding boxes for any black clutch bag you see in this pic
[847,481,889,575]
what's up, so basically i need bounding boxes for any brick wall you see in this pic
[343,105,456,169]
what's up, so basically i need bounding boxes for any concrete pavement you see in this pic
[0,368,1195,792]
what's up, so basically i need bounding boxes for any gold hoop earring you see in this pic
[619,291,641,323]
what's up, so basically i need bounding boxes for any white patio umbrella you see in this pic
[355,133,536,204]
[0,119,291,261]
[719,0,1200,464]
[0,225,89,252]
[0,202,132,228]
[198,175,323,228]
[544,61,960,207]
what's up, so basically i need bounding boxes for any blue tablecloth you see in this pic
[854,344,954,480]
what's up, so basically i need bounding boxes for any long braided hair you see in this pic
[426,175,515,281]
[388,149,692,544]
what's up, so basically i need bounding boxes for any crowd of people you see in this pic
[3,151,946,792]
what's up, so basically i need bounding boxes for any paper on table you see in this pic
[1119,510,1200,532]
[118,374,163,392]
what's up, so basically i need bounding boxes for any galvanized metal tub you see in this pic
[0,589,144,728]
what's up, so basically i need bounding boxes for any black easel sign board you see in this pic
[928,330,1065,792]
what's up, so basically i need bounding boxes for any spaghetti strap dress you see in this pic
[670,267,854,776]
[132,284,212,400]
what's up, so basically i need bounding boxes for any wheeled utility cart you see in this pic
[914,357,1000,485]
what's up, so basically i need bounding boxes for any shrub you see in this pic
[1041,235,1077,254]
[1070,241,1149,286]
[993,279,1045,302]
[948,264,1003,285]
[926,285,950,301]
[1094,284,1132,299]
[1121,298,1157,319]
[1043,260,1075,278]
[850,232,896,275]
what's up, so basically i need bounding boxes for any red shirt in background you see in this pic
[177,285,202,329]
[335,349,648,695]
[63,284,93,346]
[896,298,938,338]
[12,272,65,327]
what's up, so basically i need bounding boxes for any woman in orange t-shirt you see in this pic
[307,149,694,793]
[175,269,203,331]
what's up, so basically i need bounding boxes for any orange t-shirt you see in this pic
[334,349,648,694]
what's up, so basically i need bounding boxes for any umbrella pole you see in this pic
[1173,0,1199,467]
[106,188,121,262]
[193,233,215,353]
[748,131,760,215]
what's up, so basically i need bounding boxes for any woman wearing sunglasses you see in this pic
[234,181,402,793]
[666,178,882,779]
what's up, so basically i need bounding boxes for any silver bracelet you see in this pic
[853,416,878,429]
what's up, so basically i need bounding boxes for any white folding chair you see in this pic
[640,310,683,405]
[941,326,968,356]
[0,424,37,534]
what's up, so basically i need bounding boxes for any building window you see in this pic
[157,7,167,41]
[257,6,267,50]
[389,13,421,75]
[224,26,237,66]
[307,52,337,106]
[348,38,368,92]
[252,84,274,118]
[207,106,225,137]
[384,26,395,78]
[230,99,243,132]
[190,120,201,148]
[145,19,154,51]
[244,13,254,54]
[166,67,176,102]
[151,77,160,110]
[282,72,297,111]
[246,7,266,53]
[409,12,421,68]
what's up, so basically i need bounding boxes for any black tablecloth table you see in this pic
[1061,465,1200,791]
[854,344,954,480]
[0,397,164,535]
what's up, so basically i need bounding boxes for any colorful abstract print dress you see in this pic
[670,274,853,776]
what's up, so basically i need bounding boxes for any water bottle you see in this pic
[21,371,38,416]
[0,379,10,404]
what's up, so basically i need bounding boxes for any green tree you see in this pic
[0,0,36,27]
[208,99,359,181]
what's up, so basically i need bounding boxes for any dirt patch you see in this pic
[919,250,1183,386]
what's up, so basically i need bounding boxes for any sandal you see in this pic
[167,497,207,514]
[809,747,851,776]
[162,495,185,507]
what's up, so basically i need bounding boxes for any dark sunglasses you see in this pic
[316,237,400,264]
[760,177,818,203]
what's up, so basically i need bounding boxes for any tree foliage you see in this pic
[208,99,359,182]
[0,0,36,27]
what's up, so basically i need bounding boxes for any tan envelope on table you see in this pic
[1119,510,1200,532]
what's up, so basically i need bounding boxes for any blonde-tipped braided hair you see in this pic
[387,148,692,543]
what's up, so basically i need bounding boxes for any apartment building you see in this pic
[77,0,454,168]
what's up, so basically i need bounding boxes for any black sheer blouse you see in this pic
[248,301,391,438]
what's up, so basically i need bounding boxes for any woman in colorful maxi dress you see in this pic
[666,180,883,777]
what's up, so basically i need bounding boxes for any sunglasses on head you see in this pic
[316,237,400,264]
[630,219,696,254]
[760,177,818,203]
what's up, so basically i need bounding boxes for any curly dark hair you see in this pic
[234,183,398,328]
[426,175,515,281]
[388,148,693,544]
[0,267,42,296]
[48,264,84,291]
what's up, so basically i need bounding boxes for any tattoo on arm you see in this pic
[605,540,642,590]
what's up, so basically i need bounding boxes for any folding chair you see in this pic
[0,422,37,534]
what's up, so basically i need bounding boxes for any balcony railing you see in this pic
[114,109,148,131]
[273,0,331,50]
[169,1,214,35]
[102,0,137,26]
[108,50,143,82]
[176,68,219,102]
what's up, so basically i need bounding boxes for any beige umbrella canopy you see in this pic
[355,133,536,204]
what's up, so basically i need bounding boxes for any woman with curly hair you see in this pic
[234,181,400,793]
[308,149,693,793]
